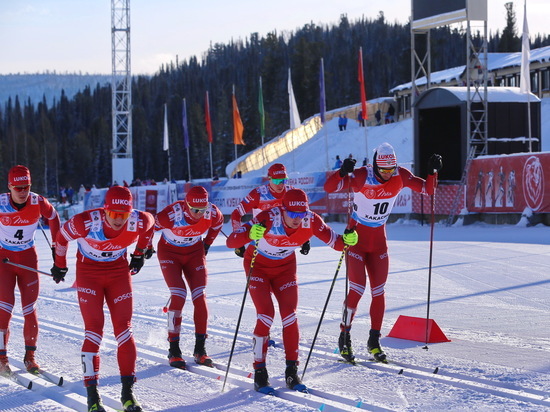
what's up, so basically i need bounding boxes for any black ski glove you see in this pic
[129,253,145,275]
[204,243,210,256]
[144,246,156,260]
[339,158,357,177]
[51,265,68,284]
[299,240,311,255]
[234,246,245,258]
[427,154,443,175]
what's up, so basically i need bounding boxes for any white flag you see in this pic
[519,1,530,94]
[288,68,301,129]
[163,103,169,151]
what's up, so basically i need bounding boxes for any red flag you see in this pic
[205,91,213,143]
[358,47,368,120]
[232,92,245,145]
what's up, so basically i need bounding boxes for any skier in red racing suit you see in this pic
[154,185,223,369]
[226,188,358,393]
[0,165,60,376]
[324,142,442,363]
[51,185,154,412]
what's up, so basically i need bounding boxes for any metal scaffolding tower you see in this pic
[111,0,133,185]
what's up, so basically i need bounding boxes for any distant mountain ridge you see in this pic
[0,73,112,107]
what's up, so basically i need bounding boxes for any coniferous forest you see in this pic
[1,13,549,195]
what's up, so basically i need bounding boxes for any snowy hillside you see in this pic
[1,220,549,411]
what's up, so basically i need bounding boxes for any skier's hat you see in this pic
[268,163,287,179]
[282,189,309,213]
[186,186,209,209]
[8,165,31,186]
[104,186,133,212]
[373,142,397,168]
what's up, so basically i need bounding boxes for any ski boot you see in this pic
[0,354,12,377]
[285,360,308,393]
[367,329,387,363]
[338,331,355,362]
[24,347,40,374]
[253,364,274,394]
[121,376,142,412]
[86,385,106,412]
[193,333,213,366]
[168,340,186,369]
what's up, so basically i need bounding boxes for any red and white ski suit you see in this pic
[324,166,437,332]
[154,201,223,341]
[226,207,346,367]
[0,192,60,353]
[54,208,154,386]
[230,183,293,230]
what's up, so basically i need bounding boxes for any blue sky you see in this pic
[1,0,548,75]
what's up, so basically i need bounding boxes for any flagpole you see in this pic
[520,0,532,152]
[163,103,172,182]
[320,58,329,171]
[209,143,213,179]
[182,98,191,181]
[259,76,267,174]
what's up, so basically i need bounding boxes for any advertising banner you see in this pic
[467,153,549,213]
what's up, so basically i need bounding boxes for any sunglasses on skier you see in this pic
[187,202,207,214]
[270,178,287,185]
[105,209,131,220]
[378,167,396,174]
[285,210,307,219]
[10,185,31,192]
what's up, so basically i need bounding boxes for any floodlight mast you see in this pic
[111,0,134,185]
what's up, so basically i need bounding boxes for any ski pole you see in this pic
[38,219,52,248]
[162,297,171,313]
[423,193,436,350]
[342,184,353,355]
[2,258,53,277]
[301,245,348,381]
[222,242,259,392]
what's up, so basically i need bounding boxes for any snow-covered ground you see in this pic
[1,219,549,411]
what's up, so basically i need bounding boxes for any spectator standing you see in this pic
[357,111,365,127]
[333,155,343,170]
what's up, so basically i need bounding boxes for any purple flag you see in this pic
[319,58,326,124]
[182,98,190,149]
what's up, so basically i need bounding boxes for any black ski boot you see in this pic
[284,361,308,393]
[193,333,213,366]
[253,365,274,394]
[86,385,106,412]
[367,329,387,363]
[121,376,142,412]
[168,340,186,369]
[338,331,355,362]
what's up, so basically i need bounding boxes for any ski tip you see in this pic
[433,366,439,374]
[398,368,404,375]
[58,377,64,386]
[27,381,33,390]
[268,339,276,347]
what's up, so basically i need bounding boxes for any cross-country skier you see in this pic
[230,163,311,257]
[226,188,358,393]
[0,165,60,376]
[51,185,154,412]
[154,186,223,369]
[324,143,442,363]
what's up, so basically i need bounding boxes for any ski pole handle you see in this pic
[2,258,53,277]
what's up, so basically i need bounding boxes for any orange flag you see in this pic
[358,47,368,120]
[205,91,213,143]
[232,91,245,145]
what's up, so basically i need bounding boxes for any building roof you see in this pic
[415,87,541,107]
[390,45,550,93]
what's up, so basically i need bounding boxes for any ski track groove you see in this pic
[11,294,550,410]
